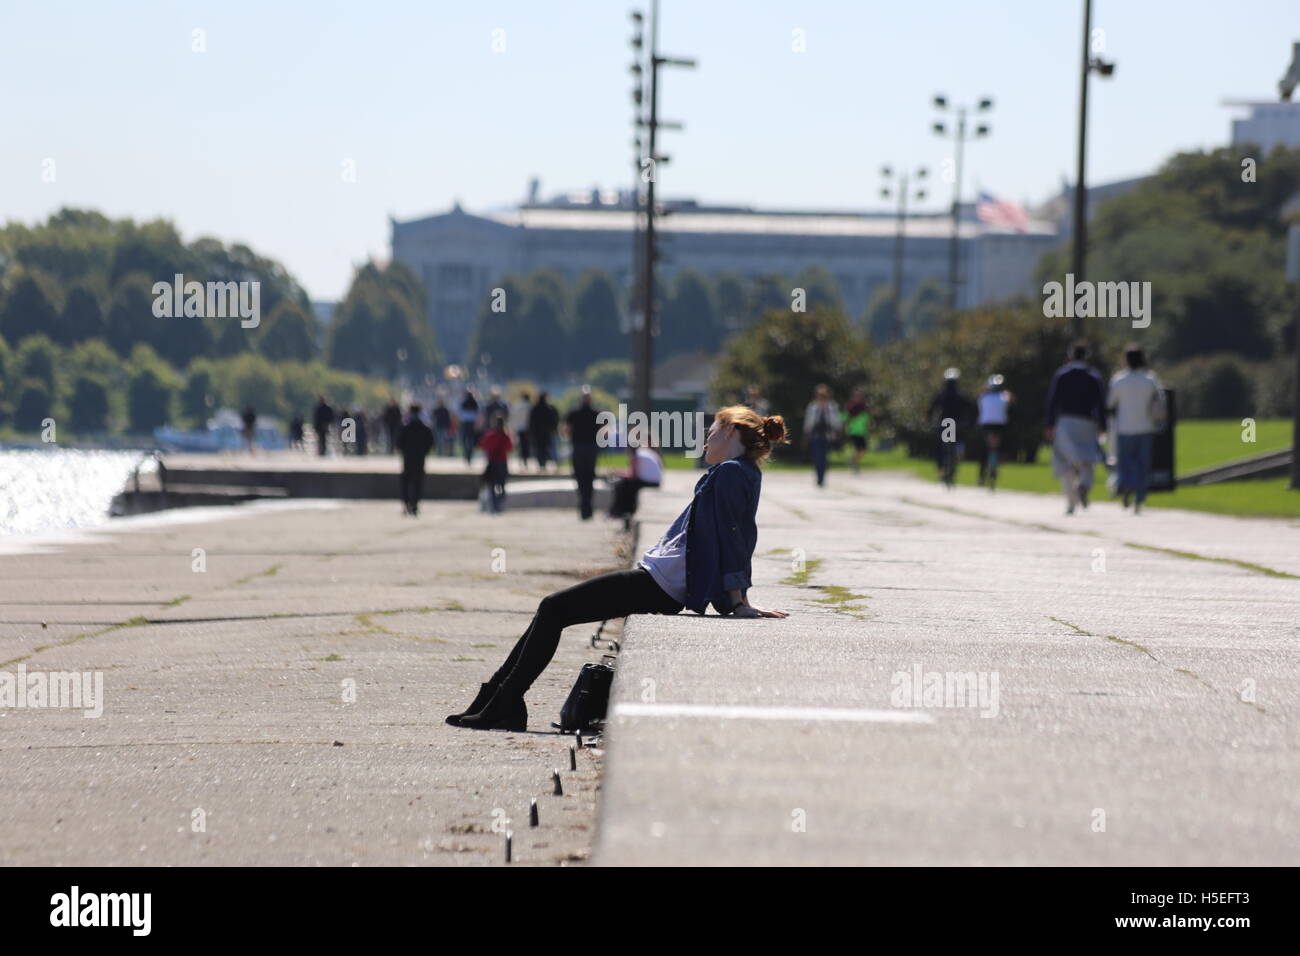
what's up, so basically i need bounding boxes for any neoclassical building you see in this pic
[390,189,1062,362]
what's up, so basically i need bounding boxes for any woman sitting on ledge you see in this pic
[447,405,790,732]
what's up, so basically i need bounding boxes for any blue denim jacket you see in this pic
[678,455,762,615]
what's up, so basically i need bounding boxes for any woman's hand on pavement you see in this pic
[733,604,789,619]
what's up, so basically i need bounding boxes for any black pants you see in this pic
[572,442,598,518]
[400,465,424,512]
[490,568,682,696]
[610,477,657,518]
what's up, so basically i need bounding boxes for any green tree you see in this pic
[126,344,179,433]
[584,359,631,396]
[793,266,844,315]
[181,358,220,426]
[659,268,719,357]
[714,272,747,338]
[13,380,53,433]
[1035,144,1300,363]
[256,300,319,362]
[467,276,526,374]
[16,334,61,393]
[223,352,285,419]
[745,274,789,328]
[570,270,625,369]
[68,375,111,433]
[863,285,901,344]
[901,278,947,337]
[106,273,157,357]
[712,306,871,454]
[0,270,60,344]
[60,281,108,345]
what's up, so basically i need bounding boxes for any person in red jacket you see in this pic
[477,415,514,513]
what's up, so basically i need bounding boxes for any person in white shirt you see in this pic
[976,373,1014,488]
[1107,345,1165,513]
[509,392,533,470]
[803,384,841,487]
[608,438,663,521]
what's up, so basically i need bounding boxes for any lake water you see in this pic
[0,449,152,537]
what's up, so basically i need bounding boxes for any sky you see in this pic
[3,0,1298,300]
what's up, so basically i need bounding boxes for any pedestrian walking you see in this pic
[928,368,974,484]
[458,389,480,465]
[477,415,514,514]
[312,396,333,457]
[382,399,402,455]
[1044,341,1108,515]
[803,384,841,487]
[510,391,533,469]
[433,398,452,456]
[842,387,870,474]
[395,404,435,516]
[566,388,601,519]
[530,392,559,472]
[977,374,1014,489]
[1107,344,1166,514]
[241,406,257,455]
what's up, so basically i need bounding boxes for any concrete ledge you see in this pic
[593,470,1300,866]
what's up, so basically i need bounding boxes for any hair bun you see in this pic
[760,415,787,444]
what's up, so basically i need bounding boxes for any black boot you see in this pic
[456,689,527,731]
[445,682,499,727]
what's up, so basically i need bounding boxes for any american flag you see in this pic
[975,191,1030,232]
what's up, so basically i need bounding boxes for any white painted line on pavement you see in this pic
[612,702,935,724]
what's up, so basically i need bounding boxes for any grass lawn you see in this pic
[600,419,1298,519]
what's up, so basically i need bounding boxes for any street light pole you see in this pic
[880,165,928,340]
[1071,0,1116,341]
[630,0,694,418]
[933,96,992,313]
[629,11,645,408]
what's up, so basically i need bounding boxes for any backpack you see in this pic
[555,659,616,733]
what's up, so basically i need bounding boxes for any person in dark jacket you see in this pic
[565,388,601,520]
[458,389,480,465]
[382,400,402,454]
[1044,340,1108,514]
[312,396,333,457]
[395,404,435,516]
[529,392,559,471]
[447,405,790,732]
[927,368,974,475]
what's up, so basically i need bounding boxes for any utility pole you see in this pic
[879,165,927,340]
[629,11,645,407]
[933,96,992,313]
[1071,0,1116,340]
[630,0,694,417]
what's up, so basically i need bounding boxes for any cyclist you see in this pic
[977,374,1014,490]
[927,368,972,487]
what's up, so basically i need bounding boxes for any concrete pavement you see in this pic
[1,497,623,866]
[596,468,1299,865]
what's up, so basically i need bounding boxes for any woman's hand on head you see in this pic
[733,604,788,619]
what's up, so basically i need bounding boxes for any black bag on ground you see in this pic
[556,660,614,733]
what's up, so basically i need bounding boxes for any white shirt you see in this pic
[977,391,1010,426]
[1108,369,1163,435]
[508,401,531,433]
[633,448,663,484]
[638,527,687,603]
